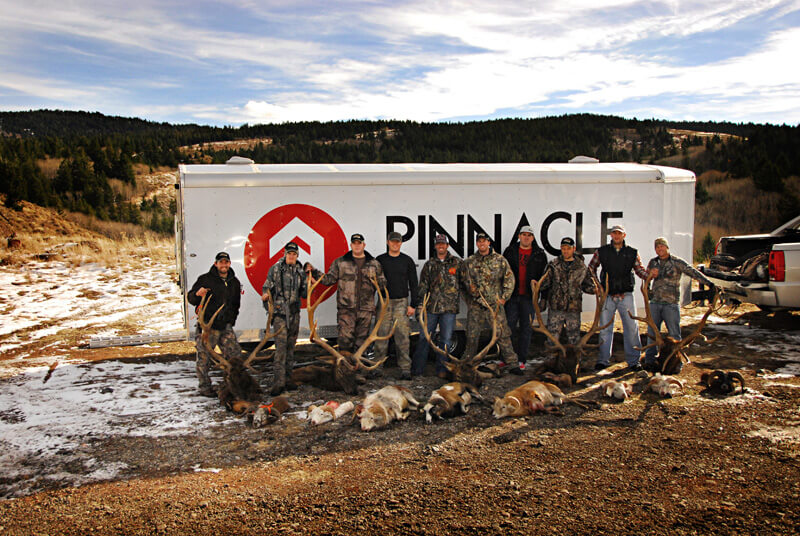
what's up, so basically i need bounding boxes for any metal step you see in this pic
[89,331,188,349]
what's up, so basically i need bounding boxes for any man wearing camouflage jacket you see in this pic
[262,241,307,395]
[643,237,718,371]
[412,234,462,378]
[308,233,387,354]
[459,232,524,375]
[539,237,597,346]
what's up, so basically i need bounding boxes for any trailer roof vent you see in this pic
[568,155,600,164]
[226,156,255,165]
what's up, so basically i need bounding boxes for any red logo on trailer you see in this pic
[244,204,348,306]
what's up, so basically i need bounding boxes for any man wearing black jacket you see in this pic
[186,252,242,397]
[502,226,548,362]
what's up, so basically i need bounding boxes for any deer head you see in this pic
[629,275,718,375]
[530,272,611,383]
[306,272,394,394]
[419,291,499,386]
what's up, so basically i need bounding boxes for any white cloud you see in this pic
[0,0,798,123]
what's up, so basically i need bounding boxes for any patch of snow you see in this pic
[0,359,239,497]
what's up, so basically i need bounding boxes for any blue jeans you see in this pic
[644,302,681,363]
[505,294,534,361]
[413,312,455,375]
[598,293,641,367]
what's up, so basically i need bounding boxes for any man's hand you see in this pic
[261,289,272,302]
[497,298,506,306]
[196,287,209,297]
[303,262,314,273]
[406,306,415,317]
[649,268,659,278]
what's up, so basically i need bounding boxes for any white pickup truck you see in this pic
[700,215,800,311]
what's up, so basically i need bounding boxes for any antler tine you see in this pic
[243,289,286,369]
[530,272,567,357]
[305,272,349,367]
[419,293,454,361]
[578,274,612,350]
[677,294,717,350]
[628,274,663,348]
[350,275,394,369]
[196,293,231,371]
[469,298,500,365]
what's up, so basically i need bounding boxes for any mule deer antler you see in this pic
[242,289,285,370]
[196,293,232,372]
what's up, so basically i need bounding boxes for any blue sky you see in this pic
[1,0,798,126]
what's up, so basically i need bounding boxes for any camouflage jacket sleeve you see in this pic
[457,258,477,298]
[580,266,597,295]
[539,263,553,293]
[318,258,340,286]
[500,256,515,302]
[373,260,387,289]
[675,256,715,287]
[417,260,431,306]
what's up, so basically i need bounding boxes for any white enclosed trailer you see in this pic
[176,161,696,344]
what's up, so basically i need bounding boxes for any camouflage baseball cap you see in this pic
[475,232,492,241]
[560,237,575,246]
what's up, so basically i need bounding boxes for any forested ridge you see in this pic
[1,110,798,238]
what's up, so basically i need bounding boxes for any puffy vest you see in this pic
[598,243,638,295]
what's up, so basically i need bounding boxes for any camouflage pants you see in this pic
[373,297,411,371]
[272,313,300,388]
[546,310,581,346]
[465,302,519,366]
[337,309,374,354]
[194,325,242,391]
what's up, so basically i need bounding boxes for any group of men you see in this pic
[187,224,718,396]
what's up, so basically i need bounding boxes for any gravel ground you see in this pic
[1,310,799,535]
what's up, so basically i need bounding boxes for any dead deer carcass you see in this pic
[357,385,420,431]
[307,400,356,425]
[531,273,611,384]
[422,382,483,423]
[644,373,684,398]
[419,292,500,387]
[197,291,284,414]
[630,275,718,375]
[700,370,745,395]
[292,273,393,395]
[600,380,633,400]
[492,380,566,418]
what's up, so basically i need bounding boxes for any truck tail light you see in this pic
[769,251,785,282]
[714,239,721,256]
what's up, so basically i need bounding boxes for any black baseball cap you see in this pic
[475,232,492,242]
[560,237,575,246]
[284,242,299,253]
[215,251,231,261]
[351,233,365,243]
[387,231,403,242]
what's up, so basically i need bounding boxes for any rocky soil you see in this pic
[1,308,799,535]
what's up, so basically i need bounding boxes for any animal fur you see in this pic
[540,371,573,388]
[700,370,745,395]
[307,400,355,425]
[492,381,565,418]
[600,380,633,400]
[357,386,420,431]
[250,396,290,428]
[422,382,482,423]
[644,374,684,398]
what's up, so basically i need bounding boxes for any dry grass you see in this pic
[36,157,64,179]
[693,173,800,253]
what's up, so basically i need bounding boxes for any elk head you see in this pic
[530,273,611,384]
[304,272,394,395]
[196,291,284,410]
[629,275,718,375]
[419,291,499,387]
